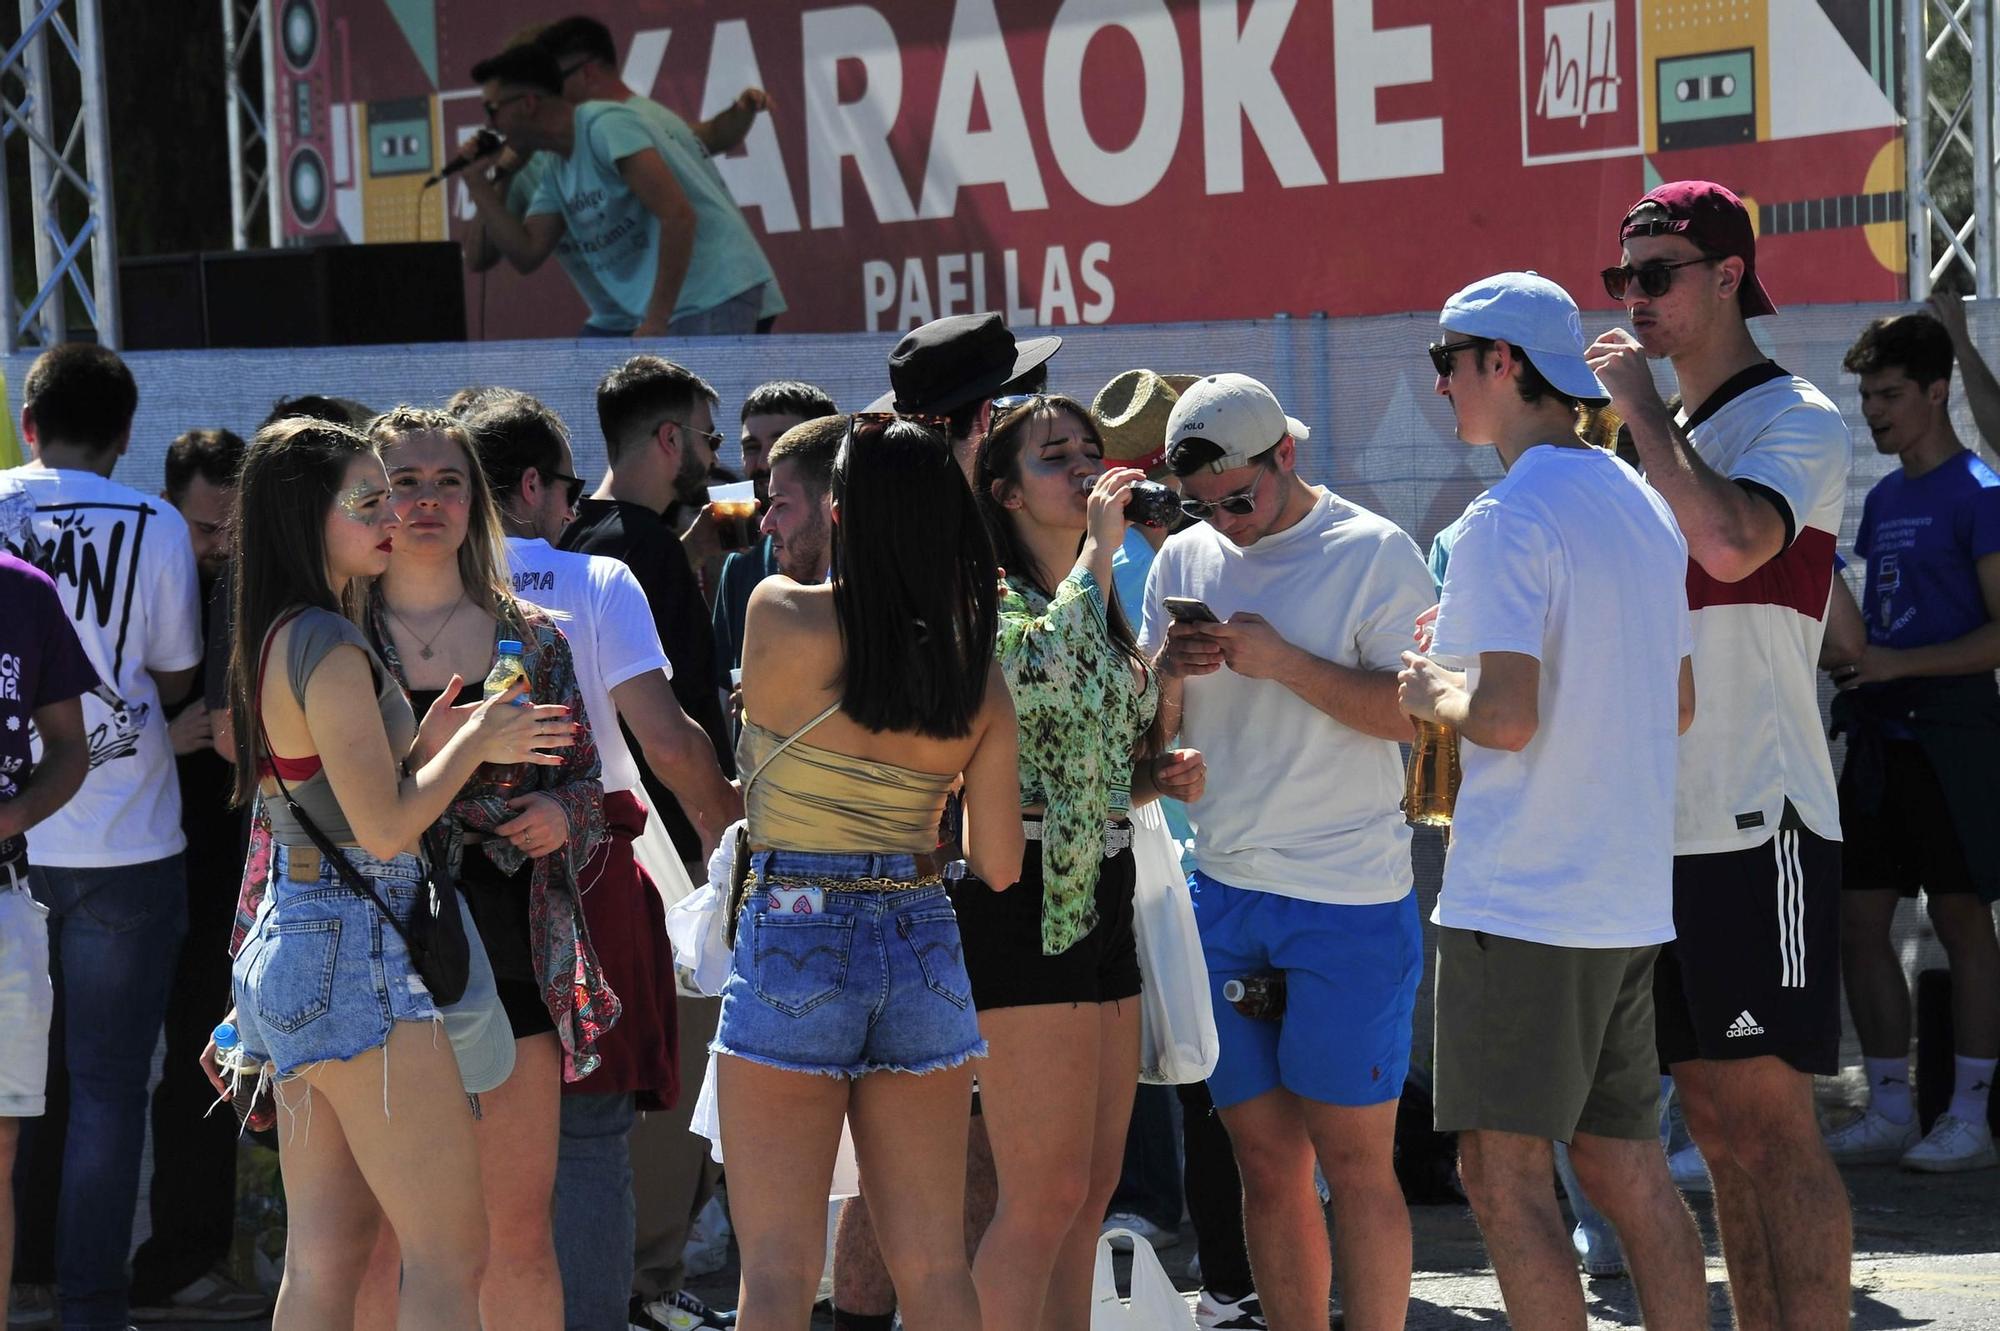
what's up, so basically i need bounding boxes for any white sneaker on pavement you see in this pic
[1824,1108,1921,1164]
[1666,1141,1711,1193]
[6,1284,56,1329]
[1194,1289,1268,1330]
[1900,1112,1999,1173]
[1100,1212,1181,1250]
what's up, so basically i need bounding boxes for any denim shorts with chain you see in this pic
[711,851,986,1078]
[232,843,442,1079]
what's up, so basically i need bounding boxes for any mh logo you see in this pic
[1537,1,1620,126]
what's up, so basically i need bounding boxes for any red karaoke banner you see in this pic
[281,0,1908,337]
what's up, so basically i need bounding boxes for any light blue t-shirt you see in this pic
[1111,526,1196,872]
[526,101,777,331]
[504,154,616,322]
[628,96,786,322]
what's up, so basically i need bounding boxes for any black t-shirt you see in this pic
[559,498,733,862]
[179,573,248,884]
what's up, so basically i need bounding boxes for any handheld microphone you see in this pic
[424,129,503,188]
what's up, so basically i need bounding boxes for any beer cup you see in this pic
[707,480,760,552]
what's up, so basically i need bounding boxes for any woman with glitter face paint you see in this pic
[207,416,575,1328]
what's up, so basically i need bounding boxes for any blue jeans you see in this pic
[713,853,984,1077]
[554,1091,638,1331]
[18,855,188,1331]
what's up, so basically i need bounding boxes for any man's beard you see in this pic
[777,516,829,584]
[673,447,710,508]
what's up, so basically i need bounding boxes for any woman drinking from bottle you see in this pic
[219,416,574,1327]
[717,413,1022,1331]
[962,395,1206,1331]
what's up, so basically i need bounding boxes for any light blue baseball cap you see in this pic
[1439,271,1608,404]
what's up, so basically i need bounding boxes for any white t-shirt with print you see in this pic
[507,537,672,796]
[1672,368,1848,853]
[1430,446,1693,948]
[0,467,201,867]
[1139,489,1435,905]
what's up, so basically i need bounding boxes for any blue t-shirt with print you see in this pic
[527,101,775,331]
[1856,449,2000,650]
[627,96,785,321]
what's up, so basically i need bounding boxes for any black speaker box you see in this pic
[119,243,465,349]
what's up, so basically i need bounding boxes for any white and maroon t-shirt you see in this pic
[1675,364,1849,854]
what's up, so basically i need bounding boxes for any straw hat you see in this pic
[1092,370,1202,476]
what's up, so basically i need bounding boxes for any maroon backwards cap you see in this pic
[1618,180,1777,318]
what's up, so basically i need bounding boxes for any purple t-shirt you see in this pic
[1856,450,2000,650]
[0,551,100,866]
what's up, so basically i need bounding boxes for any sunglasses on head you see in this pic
[841,411,955,466]
[1600,255,1719,301]
[1177,452,1276,522]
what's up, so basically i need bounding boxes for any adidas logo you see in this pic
[1726,1010,1766,1039]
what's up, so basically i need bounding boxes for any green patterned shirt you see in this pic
[998,568,1159,955]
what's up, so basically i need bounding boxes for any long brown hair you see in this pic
[366,405,522,632]
[974,394,1147,673]
[225,417,378,807]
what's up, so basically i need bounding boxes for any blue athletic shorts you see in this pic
[1191,872,1422,1109]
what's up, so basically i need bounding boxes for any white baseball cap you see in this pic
[1163,373,1310,475]
[1438,271,1609,404]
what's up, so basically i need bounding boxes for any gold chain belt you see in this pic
[751,871,946,896]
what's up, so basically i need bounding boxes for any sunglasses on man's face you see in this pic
[547,470,585,508]
[1600,255,1719,301]
[1178,454,1275,522]
[482,91,532,123]
[1428,339,1483,379]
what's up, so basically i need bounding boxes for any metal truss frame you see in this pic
[0,0,119,350]
[1907,0,1997,296]
[223,0,277,251]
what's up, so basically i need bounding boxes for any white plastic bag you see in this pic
[1091,1228,1195,1329]
[663,822,741,998]
[1129,800,1218,1084]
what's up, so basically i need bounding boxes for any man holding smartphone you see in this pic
[1139,373,1434,1331]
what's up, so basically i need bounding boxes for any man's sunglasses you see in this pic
[1600,255,1719,301]
[547,469,585,507]
[482,91,532,122]
[1428,339,1484,379]
[1178,453,1276,522]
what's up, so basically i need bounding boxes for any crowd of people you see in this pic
[0,172,1996,1331]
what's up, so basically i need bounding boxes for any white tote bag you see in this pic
[1091,1228,1195,1330]
[1128,801,1218,1085]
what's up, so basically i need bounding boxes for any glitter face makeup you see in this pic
[336,481,390,524]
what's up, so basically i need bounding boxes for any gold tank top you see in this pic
[737,711,958,855]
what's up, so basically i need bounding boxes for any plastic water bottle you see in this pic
[482,640,530,705]
[212,1021,268,1124]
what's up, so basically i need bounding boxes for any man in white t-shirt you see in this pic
[459,388,741,1331]
[1588,181,1852,1327]
[0,344,202,1330]
[1139,374,1433,1331]
[1399,273,1704,1330]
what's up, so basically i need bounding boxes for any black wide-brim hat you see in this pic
[866,312,1063,415]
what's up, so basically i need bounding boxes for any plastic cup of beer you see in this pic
[1402,719,1462,828]
[707,480,759,552]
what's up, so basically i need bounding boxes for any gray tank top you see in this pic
[260,608,418,849]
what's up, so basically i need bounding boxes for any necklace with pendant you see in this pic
[386,591,466,661]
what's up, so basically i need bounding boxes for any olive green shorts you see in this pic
[1433,927,1661,1142]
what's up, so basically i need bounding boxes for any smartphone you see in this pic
[1163,596,1221,624]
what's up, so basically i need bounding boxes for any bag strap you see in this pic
[254,611,421,950]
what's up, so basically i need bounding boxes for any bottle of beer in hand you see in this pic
[1402,719,1462,829]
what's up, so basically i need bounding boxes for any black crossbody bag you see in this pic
[256,614,471,1005]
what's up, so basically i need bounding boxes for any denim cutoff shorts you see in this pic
[711,851,986,1078]
[233,842,442,1078]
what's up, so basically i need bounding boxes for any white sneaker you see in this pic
[1666,1141,1711,1193]
[1824,1108,1921,1164]
[1194,1289,1268,1330]
[7,1284,56,1328]
[1900,1113,1999,1173]
[1101,1212,1181,1250]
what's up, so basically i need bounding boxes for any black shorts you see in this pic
[1840,739,1980,898]
[950,838,1143,1010]
[460,852,556,1040]
[1655,810,1841,1076]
